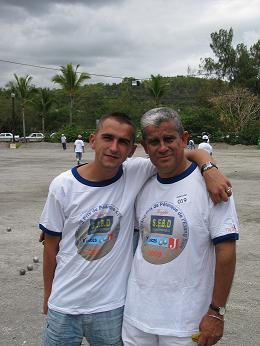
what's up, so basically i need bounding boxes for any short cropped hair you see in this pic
[141,107,184,139]
[97,112,136,143]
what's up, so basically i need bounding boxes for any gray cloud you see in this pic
[0,0,124,14]
[0,0,259,87]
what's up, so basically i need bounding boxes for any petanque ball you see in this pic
[27,264,33,271]
[33,256,39,263]
[19,269,26,275]
[6,227,12,232]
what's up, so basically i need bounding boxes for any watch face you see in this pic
[219,307,226,315]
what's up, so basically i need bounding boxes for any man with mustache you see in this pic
[123,107,238,346]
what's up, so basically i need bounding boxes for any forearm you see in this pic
[185,148,232,203]
[43,248,57,300]
[197,241,236,345]
[211,241,236,307]
[42,235,60,313]
[185,148,215,168]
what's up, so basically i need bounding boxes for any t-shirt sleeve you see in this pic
[209,196,239,244]
[39,181,64,237]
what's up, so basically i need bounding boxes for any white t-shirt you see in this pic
[124,163,239,337]
[39,157,155,314]
[198,142,213,155]
[74,139,84,153]
[61,136,66,143]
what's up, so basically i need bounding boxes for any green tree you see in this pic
[145,74,166,106]
[7,74,34,141]
[200,28,260,93]
[52,64,90,125]
[210,87,260,134]
[33,88,53,134]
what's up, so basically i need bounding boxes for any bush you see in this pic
[238,124,260,145]
[220,123,260,145]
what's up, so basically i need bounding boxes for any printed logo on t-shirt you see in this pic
[140,201,189,264]
[175,194,189,206]
[75,204,121,261]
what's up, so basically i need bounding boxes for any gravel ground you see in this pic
[0,142,259,346]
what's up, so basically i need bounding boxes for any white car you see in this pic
[0,132,20,142]
[22,133,45,142]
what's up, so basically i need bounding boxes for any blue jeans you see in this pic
[43,307,124,346]
[75,152,82,161]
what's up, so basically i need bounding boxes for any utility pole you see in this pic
[11,93,15,143]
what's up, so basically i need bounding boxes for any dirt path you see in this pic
[0,142,259,345]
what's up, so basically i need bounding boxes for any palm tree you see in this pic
[145,74,166,106]
[7,74,34,141]
[33,88,53,134]
[52,64,90,125]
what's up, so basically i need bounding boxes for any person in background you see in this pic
[60,134,67,150]
[74,134,85,165]
[123,107,238,346]
[188,138,195,150]
[198,134,213,155]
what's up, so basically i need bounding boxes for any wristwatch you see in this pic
[209,303,226,316]
[201,162,218,175]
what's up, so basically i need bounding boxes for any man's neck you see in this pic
[158,159,191,179]
[77,162,121,182]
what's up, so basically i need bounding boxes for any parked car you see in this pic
[21,133,45,142]
[0,132,20,142]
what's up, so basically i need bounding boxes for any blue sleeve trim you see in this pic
[39,224,62,237]
[213,233,239,245]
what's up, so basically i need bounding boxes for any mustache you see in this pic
[105,152,120,158]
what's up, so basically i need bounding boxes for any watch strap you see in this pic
[209,303,226,315]
[201,162,218,175]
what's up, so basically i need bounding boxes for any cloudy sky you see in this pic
[0,0,259,88]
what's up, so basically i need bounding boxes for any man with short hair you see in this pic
[40,112,232,346]
[123,107,238,346]
[74,134,85,165]
[60,134,67,150]
[198,135,213,155]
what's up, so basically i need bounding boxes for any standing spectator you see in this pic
[74,134,85,165]
[60,134,67,150]
[198,135,213,155]
[188,138,195,150]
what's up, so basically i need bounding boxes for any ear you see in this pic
[140,139,148,154]
[181,131,189,147]
[89,133,96,149]
[127,144,137,158]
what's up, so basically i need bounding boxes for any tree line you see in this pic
[0,28,259,144]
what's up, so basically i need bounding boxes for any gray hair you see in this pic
[141,107,184,139]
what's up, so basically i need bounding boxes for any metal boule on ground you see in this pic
[33,256,39,263]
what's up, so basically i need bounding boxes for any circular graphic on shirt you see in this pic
[140,201,189,264]
[75,204,121,261]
